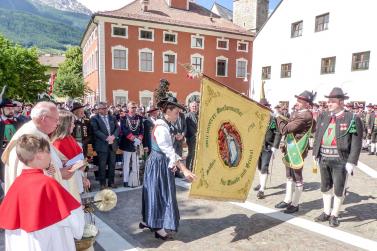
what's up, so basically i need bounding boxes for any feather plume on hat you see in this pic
[153,79,172,105]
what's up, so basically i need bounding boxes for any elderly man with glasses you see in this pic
[1,101,75,194]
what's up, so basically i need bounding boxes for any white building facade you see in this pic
[251,0,376,107]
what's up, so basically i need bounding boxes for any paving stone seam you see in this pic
[94,215,139,251]
[357,161,377,179]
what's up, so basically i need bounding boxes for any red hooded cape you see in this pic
[53,136,83,159]
[0,169,80,232]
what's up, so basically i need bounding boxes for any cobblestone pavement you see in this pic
[248,151,377,241]
[95,187,359,251]
[1,152,376,251]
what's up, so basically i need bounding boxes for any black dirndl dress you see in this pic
[141,131,180,231]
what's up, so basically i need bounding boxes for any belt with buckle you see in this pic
[320,147,339,157]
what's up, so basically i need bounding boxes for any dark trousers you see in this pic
[319,156,347,197]
[285,166,303,184]
[258,149,273,174]
[186,138,196,171]
[173,140,183,157]
[371,131,377,143]
[98,148,116,186]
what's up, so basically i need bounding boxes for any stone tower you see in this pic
[233,0,269,32]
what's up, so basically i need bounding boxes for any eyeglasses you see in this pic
[45,115,59,123]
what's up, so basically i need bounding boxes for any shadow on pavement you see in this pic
[135,212,285,248]
[342,203,377,223]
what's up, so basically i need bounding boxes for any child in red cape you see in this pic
[0,134,85,251]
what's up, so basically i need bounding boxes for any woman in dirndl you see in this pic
[140,96,195,240]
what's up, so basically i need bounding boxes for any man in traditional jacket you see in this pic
[119,101,144,187]
[71,102,91,157]
[367,104,377,155]
[364,103,374,151]
[253,98,281,199]
[274,91,316,214]
[313,87,363,227]
[0,98,19,199]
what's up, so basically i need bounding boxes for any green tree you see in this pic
[0,34,49,102]
[53,46,90,100]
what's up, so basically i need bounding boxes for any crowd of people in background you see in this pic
[0,82,373,249]
[1,93,376,198]
[0,96,201,198]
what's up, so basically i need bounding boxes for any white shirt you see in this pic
[5,207,85,251]
[154,119,181,168]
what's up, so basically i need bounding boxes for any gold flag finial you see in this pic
[260,81,266,100]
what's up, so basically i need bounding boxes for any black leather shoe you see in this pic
[314,212,330,222]
[368,152,374,155]
[175,172,184,178]
[109,184,117,189]
[284,205,299,214]
[329,215,340,227]
[123,182,128,187]
[100,185,107,190]
[155,231,173,241]
[256,191,265,199]
[275,201,290,209]
[253,184,261,191]
[139,222,151,231]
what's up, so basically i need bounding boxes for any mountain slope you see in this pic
[0,0,90,52]
[30,0,91,15]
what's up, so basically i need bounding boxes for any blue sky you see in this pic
[196,0,282,12]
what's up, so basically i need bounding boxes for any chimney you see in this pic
[140,0,150,12]
[167,0,189,11]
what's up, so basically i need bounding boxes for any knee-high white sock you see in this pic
[283,180,294,203]
[331,195,343,217]
[323,191,333,215]
[259,173,268,192]
[371,143,376,153]
[291,184,303,207]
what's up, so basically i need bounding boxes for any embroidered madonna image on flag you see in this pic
[189,77,271,202]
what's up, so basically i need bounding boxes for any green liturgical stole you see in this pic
[283,128,311,169]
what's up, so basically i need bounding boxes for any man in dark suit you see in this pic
[172,110,186,157]
[312,87,363,227]
[143,106,159,155]
[274,90,316,214]
[253,98,282,199]
[185,100,199,171]
[91,102,119,189]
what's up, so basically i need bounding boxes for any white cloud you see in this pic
[77,0,134,12]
